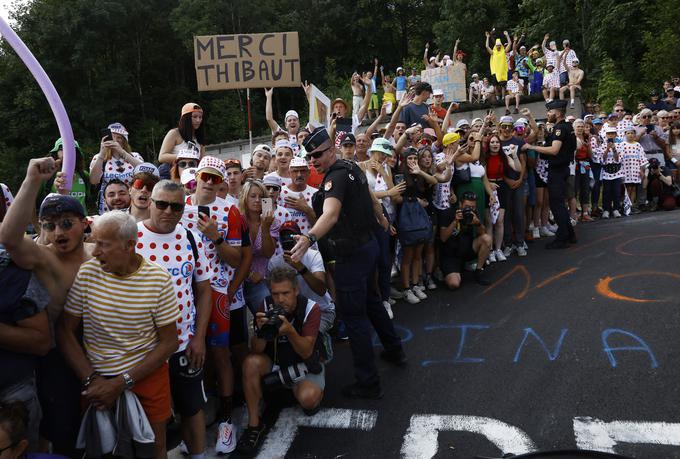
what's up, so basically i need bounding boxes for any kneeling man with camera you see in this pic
[237,266,325,454]
[438,191,492,288]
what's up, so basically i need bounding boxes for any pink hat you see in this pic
[196,156,226,178]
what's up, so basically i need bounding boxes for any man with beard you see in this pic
[128,163,160,222]
[102,179,131,212]
[528,99,577,249]
[242,144,272,181]
[279,157,317,235]
[291,127,405,399]
[0,157,93,455]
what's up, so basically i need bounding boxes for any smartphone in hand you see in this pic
[198,205,210,219]
[261,198,273,215]
[100,128,113,142]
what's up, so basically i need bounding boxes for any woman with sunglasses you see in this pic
[89,122,143,215]
[239,180,278,314]
[170,147,200,185]
[158,103,205,169]
[129,165,161,222]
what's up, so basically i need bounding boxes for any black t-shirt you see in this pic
[314,160,376,244]
[500,137,525,180]
[438,207,475,257]
[546,120,576,168]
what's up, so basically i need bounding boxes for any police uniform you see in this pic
[303,128,403,392]
[545,100,577,245]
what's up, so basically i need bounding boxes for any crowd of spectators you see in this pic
[1,31,680,459]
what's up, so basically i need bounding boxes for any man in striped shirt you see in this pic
[58,211,179,459]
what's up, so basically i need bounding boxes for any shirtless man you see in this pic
[559,58,584,108]
[0,157,93,455]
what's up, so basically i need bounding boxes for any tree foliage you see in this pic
[0,0,677,191]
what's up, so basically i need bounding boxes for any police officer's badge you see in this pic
[324,180,333,191]
[348,173,355,181]
[555,129,561,137]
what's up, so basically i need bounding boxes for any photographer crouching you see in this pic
[237,266,325,455]
[438,191,493,288]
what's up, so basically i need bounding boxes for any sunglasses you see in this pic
[305,146,331,161]
[640,115,651,119]
[265,185,281,193]
[500,124,513,129]
[177,160,198,169]
[197,172,224,184]
[615,109,624,113]
[225,159,242,167]
[151,199,185,212]
[132,178,156,190]
[41,218,74,232]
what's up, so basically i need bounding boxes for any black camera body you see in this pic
[257,306,286,341]
[262,358,323,389]
[280,231,297,251]
[462,206,476,225]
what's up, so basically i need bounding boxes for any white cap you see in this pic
[433,89,444,96]
[285,110,299,121]
[289,157,309,169]
[275,139,293,152]
[605,126,618,134]
[396,66,404,72]
[443,55,451,60]
[429,56,436,62]
[471,73,479,79]
[132,162,160,178]
[456,119,470,129]
[516,117,528,126]
[180,168,197,185]
[253,144,272,157]
[176,147,200,160]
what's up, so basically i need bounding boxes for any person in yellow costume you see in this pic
[485,30,512,99]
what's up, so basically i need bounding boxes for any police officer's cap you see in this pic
[302,126,331,153]
[545,99,568,111]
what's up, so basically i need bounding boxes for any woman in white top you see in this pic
[359,138,405,316]
[158,103,206,168]
[89,122,144,214]
[666,121,680,182]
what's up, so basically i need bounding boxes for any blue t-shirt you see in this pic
[395,75,408,91]
[399,102,430,129]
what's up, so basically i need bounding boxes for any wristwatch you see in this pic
[121,372,135,389]
[214,236,225,246]
[305,233,317,245]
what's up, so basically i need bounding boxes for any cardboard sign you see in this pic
[308,84,331,127]
[420,65,466,102]
[194,32,300,91]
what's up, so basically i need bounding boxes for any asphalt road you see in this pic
[173,210,680,458]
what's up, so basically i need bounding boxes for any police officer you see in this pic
[528,99,577,249]
[291,127,405,399]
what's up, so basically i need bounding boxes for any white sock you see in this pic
[571,98,574,104]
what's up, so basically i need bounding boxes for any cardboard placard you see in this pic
[194,32,300,91]
[308,84,331,127]
[420,65,466,102]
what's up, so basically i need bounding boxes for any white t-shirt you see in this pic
[91,152,144,214]
[136,222,211,351]
[268,249,334,313]
[180,196,242,307]
[278,185,317,234]
[1,183,13,211]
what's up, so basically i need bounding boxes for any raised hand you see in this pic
[27,157,60,182]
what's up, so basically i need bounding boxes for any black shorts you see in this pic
[37,348,82,446]
[169,350,207,418]
[317,238,336,264]
[229,307,248,346]
[440,235,476,276]
[535,174,547,188]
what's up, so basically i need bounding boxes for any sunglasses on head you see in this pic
[41,218,74,232]
[197,172,224,184]
[132,178,156,190]
[151,199,184,212]
[225,159,242,168]
[177,160,198,169]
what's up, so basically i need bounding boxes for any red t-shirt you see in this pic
[486,154,504,180]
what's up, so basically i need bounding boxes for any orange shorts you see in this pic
[131,362,171,424]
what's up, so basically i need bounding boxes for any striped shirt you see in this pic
[64,257,179,376]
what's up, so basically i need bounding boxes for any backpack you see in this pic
[397,197,433,246]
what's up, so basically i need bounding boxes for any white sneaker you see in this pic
[215,421,237,454]
[502,246,514,257]
[404,289,420,304]
[516,245,527,257]
[179,440,189,455]
[601,210,610,219]
[489,250,497,263]
[413,286,428,300]
[532,227,540,239]
[383,301,394,319]
[426,277,437,290]
[613,210,622,218]
[495,249,507,262]
[540,226,555,237]
[387,297,396,305]
[570,217,578,226]
[547,224,558,233]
